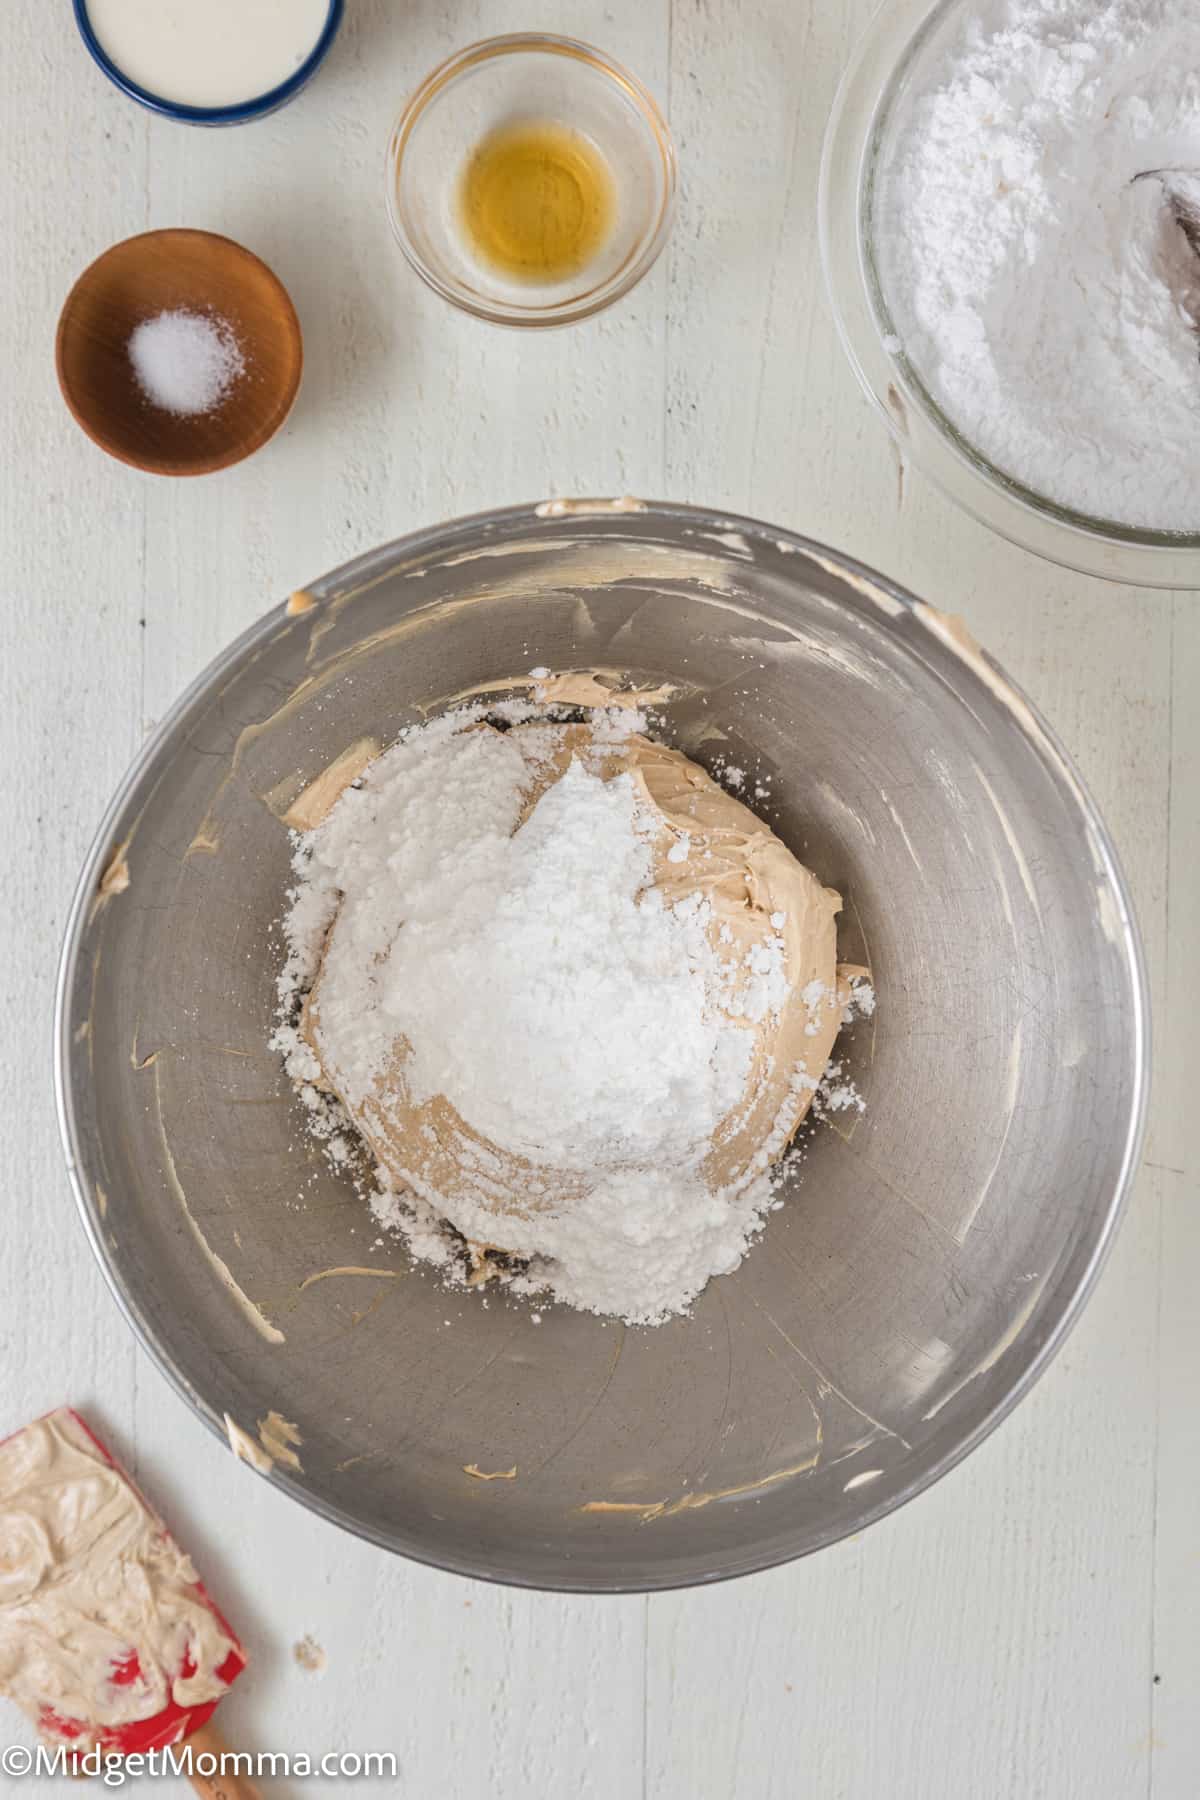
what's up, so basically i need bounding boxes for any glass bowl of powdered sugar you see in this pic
[820,0,1200,586]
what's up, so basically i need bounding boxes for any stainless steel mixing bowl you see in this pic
[56,500,1148,1592]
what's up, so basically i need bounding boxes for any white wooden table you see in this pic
[3,2,1196,1795]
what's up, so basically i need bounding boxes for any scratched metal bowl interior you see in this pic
[56,501,1147,1591]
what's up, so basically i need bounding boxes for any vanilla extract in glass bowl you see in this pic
[458,118,617,284]
[386,33,677,327]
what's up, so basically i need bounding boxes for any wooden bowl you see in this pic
[56,229,302,477]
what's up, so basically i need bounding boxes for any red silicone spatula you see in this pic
[0,1408,255,1797]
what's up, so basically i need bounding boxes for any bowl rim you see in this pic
[72,0,344,124]
[384,32,679,329]
[55,227,304,477]
[54,498,1152,1592]
[818,0,1200,588]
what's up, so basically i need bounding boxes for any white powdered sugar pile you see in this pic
[273,706,869,1325]
[877,0,1200,529]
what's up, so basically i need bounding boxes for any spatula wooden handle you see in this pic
[183,1721,261,1800]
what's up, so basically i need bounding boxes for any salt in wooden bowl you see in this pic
[56,228,302,477]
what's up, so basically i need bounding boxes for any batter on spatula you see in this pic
[274,705,871,1325]
[0,1409,244,1758]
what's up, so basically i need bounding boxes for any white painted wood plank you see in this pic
[1148,598,1200,1800]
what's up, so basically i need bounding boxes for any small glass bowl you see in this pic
[386,33,677,328]
[819,0,1200,588]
